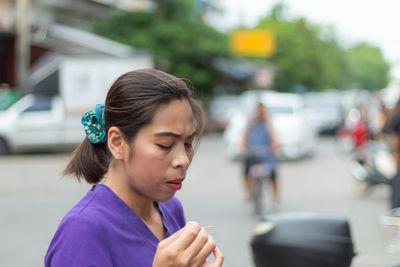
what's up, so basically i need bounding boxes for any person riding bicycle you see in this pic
[242,102,279,208]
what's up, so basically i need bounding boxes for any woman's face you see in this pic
[123,99,196,202]
[256,103,266,120]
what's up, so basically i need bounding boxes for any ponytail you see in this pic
[64,137,109,184]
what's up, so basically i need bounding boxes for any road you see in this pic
[0,134,399,266]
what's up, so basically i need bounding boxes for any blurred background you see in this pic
[1,0,400,266]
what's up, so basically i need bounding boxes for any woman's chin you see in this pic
[153,192,176,203]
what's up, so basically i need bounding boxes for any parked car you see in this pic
[223,90,317,160]
[206,95,239,132]
[303,91,344,134]
[0,54,153,155]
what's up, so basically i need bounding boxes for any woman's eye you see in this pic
[157,144,172,150]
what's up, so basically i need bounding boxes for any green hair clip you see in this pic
[81,104,106,144]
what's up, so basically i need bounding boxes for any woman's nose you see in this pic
[172,146,191,169]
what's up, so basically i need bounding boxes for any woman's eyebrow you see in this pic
[155,131,196,139]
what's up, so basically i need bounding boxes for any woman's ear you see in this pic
[107,126,129,160]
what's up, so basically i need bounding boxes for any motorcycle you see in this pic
[350,140,395,196]
[250,212,355,267]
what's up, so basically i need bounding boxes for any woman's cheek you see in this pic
[146,148,168,164]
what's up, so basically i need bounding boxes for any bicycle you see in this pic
[249,161,274,216]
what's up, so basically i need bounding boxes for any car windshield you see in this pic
[267,106,294,115]
[303,93,341,109]
[239,92,297,115]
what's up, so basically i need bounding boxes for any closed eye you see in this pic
[157,144,172,150]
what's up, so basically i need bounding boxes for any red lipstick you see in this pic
[166,179,184,190]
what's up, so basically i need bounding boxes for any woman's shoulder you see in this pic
[58,210,103,239]
[45,204,112,266]
[58,193,106,235]
[45,190,112,264]
[56,186,114,234]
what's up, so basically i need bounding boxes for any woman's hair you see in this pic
[64,69,205,184]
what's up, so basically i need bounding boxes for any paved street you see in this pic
[1,134,399,266]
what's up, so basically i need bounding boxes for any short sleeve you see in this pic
[45,215,112,267]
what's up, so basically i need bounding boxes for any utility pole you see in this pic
[15,0,30,90]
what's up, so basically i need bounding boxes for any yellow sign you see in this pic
[230,30,275,57]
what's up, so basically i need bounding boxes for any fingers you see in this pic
[168,221,202,251]
[158,221,197,250]
[189,232,216,264]
[159,222,186,246]
[199,247,224,267]
[212,247,224,266]
[185,227,212,258]
[157,221,222,267]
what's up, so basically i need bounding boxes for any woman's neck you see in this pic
[103,171,154,221]
[104,176,166,240]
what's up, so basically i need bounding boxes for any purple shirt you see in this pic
[45,184,186,267]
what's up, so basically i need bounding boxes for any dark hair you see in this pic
[64,69,205,184]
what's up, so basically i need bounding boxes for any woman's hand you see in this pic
[153,221,224,267]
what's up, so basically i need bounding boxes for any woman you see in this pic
[242,102,280,207]
[45,69,224,266]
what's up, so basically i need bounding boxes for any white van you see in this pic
[0,54,153,154]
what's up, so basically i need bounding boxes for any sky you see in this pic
[206,0,400,72]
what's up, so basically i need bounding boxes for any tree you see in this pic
[346,43,390,90]
[91,0,230,99]
[250,3,391,92]
[254,4,352,91]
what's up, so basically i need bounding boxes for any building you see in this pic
[0,0,153,88]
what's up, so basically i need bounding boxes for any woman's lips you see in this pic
[166,179,184,190]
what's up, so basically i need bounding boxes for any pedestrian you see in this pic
[352,107,369,152]
[45,69,224,267]
[388,98,400,208]
[241,101,280,207]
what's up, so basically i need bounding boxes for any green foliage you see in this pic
[347,43,390,90]
[256,12,350,91]
[92,1,230,99]
[252,3,389,91]
[92,1,391,96]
